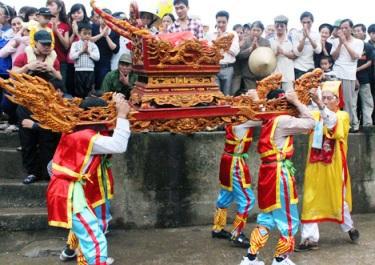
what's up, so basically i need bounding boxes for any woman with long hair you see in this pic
[313,23,333,68]
[47,0,70,91]
[65,3,90,95]
[0,16,29,62]
[0,4,16,38]
[22,6,38,22]
[68,3,90,45]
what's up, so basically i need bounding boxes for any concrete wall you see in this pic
[109,129,375,229]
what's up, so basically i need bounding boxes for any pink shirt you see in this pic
[0,35,30,64]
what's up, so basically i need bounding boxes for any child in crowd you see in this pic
[28,7,55,48]
[320,56,337,81]
[69,22,100,97]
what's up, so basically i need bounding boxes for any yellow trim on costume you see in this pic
[226,155,236,191]
[261,201,282,213]
[105,168,113,199]
[274,160,282,211]
[48,220,71,229]
[97,163,105,202]
[260,149,277,158]
[239,159,251,188]
[48,182,74,229]
[80,134,99,175]
[52,163,82,179]
[271,118,282,210]
[91,199,106,209]
[260,117,295,212]
[67,182,74,228]
[220,184,232,191]
[225,138,253,145]
[52,133,99,181]
[285,163,298,205]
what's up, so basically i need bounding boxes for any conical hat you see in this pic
[248,47,277,78]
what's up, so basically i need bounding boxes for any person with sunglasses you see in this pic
[101,53,137,100]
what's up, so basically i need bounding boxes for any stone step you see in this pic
[0,131,19,148]
[0,207,48,231]
[0,147,24,179]
[0,179,47,208]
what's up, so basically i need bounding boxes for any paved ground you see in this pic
[0,214,374,265]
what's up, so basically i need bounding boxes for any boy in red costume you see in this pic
[47,93,130,265]
[239,90,315,265]
[212,91,261,248]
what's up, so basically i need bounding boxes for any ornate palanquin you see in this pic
[0,1,324,134]
[88,0,323,133]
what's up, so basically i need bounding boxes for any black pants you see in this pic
[66,63,75,96]
[371,81,375,124]
[74,71,95,98]
[294,68,307,80]
[17,106,60,179]
[1,91,18,124]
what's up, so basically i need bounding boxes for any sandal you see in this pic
[23,174,38,185]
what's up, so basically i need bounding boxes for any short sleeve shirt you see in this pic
[331,38,364,80]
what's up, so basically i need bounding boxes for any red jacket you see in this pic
[219,125,253,190]
[257,117,298,212]
[47,129,113,229]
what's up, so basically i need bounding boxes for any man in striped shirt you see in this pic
[168,0,204,40]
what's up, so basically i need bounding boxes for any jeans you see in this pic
[216,66,234,96]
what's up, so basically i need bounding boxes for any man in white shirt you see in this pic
[208,10,240,95]
[293,11,322,79]
[269,15,296,91]
[331,19,364,132]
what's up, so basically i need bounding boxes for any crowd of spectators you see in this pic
[206,9,375,134]
[0,0,133,184]
[0,0,374,184]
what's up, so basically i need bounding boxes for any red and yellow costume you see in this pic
[47,129,112,228]
[257,117,298,212]
[247,107,315,261]
[219,124,253,190]
[213,123,256,239]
